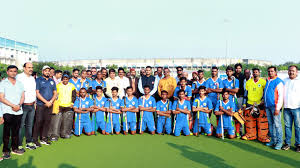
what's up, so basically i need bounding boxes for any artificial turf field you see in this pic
[0,115,299,168]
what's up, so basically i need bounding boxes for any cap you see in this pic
[130,68,135,72]
[62,74,70,79]
[42,65,51,71]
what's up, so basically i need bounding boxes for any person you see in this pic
[172,90,191,137]
[120,86,139,135]
[116,67,130,99]
[91,67,97,79]
[182,72,192,87]
[156,90,172,135]
[32,71,37,79]
[91,71,106,93]
[191,71,198,83]
[73,88,94,136]
[92,86,108,135]
[158,68,177,99]
[234,63,245,110]
[79,70,92,94]
[140,68,146,77]
[138,85,156,135]
[101,67,108,80]
[214,89,236,139]
[0,65,25,158]
[105,87,122,135]
[192,86,213,136]
[138,66,158,97]
[173,77,192,101]
[128,68,140,98]
[33,65,57,147]
[222,66,241,138]
[49,67,55,79]
[105,69,121,98]
[282,65,300,152]
[155,67,164,81]
[17,63,37,151]
[175,66,184,83]
[205,67,224,109]
[126,72,131,78]
[264,66,284,150]
[86,70,92,80]
[49,74,76,140]
[69,69,81,92]
[154,71,158,76]
[242,68,270,143]
[53,70,62,85]
[192,70,206,98]
[243,69,251,92]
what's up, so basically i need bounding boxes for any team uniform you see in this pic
[120,96,139,132]
[205,78,224,108]
[92,96,108,132]
[156,100,173,134]
[192,80,206,98]
[80,78,92,90]
[74,97,94,135]
[105,98,123,133]
[172,100,191,136]
[138,96,156,132]
[215,100,236,136]
[69,78,82,91]
[91,79,106,90]
[173,86,192,99]
[192,97,213,134]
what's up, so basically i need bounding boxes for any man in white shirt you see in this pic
[105,69,121,98]
[116,68,130,99]
[282,65,300,152]
[17,62,37,151]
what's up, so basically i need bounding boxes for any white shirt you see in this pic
[16,73,36,103]
[105,77,121,98]
[116,76,130,98]
[284,77,300,109]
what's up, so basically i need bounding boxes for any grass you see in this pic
[0,115,299,168]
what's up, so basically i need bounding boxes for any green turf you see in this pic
[0,115,299,168]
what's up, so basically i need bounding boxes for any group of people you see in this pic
[0,62,299,161]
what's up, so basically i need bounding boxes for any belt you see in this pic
[23,102,35,106]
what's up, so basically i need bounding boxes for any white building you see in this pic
[0,37,38,69]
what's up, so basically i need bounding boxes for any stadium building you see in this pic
[0,37,38,69]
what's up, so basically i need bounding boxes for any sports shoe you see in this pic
[296,145,300,152]
[281,144,290,151]
[26,143,36,150]
[40,140,51,145]
[266,141,275,147]
[34,142,42,148]
[236,133,241,138]
[18,146,26,153]
[2,152,11,159]
[50,137,58,141]
[274,143,282,150]
[11,149,24,155]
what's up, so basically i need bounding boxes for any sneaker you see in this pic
[34,142,42,148]
[11,149,24,155]
[2,152,11,159]
[266,141,275,147]
[281,144,290,151]
[26,143,36,150]
[18,146,26,153]
[296,145,300,152]
[274,143,282,150]
[236,133,241,138]
[40,140,51,145]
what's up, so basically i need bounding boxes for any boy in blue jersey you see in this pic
[172,90,191,137]
[223,66,241,137]
[173,77,192,101]
[69,69,81,92]
[139,85,156,135]
[121,86,139,135]
[205,67,224,109]
[92,86,107,135]
[73,88,94,136]
[92,71,107,94]
[105,87,122,135]
[80,70,92,93]
[156,90,172,135]
[214,90,236,139]
[192,70,206,98]
[192,86,213,136]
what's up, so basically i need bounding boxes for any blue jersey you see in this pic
[192,80,206,97]
[80,78,92,90]
[173,86,192,98]
[105,98,122,123]
[193,97,213,124]
[92,79,107,90]
[156,100,173,117]
[69,78,82,91]
[172,100,191,122]
[223,77,239,101]
[138,96,156,121]
[215,100,235,127]
[94,96,107,120]
[74,97,94,118]
[205,78,224,100]
[120,96,139,122]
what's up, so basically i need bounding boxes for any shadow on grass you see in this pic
[211,138,300,168]
[167,142,235,168]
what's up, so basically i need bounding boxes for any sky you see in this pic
[1,0,299,64]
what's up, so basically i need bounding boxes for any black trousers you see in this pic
[3,114,22,152]
[32,105,53,142]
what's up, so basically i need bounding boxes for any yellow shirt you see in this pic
[158,76,177,99]
[57,82,76,107]
[245,78,266,105]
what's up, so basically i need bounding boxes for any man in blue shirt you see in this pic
[205,67,224,109]
[33,65,57,147]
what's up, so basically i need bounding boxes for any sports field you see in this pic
[0,117,299,168]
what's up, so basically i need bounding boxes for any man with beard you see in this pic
[128,68,140,98]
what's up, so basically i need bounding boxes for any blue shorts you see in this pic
[157,116,172,134]
[174,119,190,136]
[193,122,212,134]
[74,113,92,135]
[91,113,106,131]
[123,121,137,131]
[216,126,235,136]
[105,121,121,133]
[139,118,156,132]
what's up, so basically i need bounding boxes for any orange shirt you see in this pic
[158,76,177,99]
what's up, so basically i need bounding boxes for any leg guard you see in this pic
[257,109,270,142]
[242,109,257,140]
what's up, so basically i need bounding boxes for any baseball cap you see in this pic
[42,65,51,71]
[62,74,70,79]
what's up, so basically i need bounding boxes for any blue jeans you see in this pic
[18,104,35,146]
[266,107,283,145]
[284,108,300,146]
